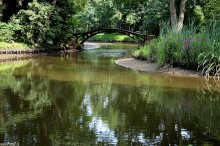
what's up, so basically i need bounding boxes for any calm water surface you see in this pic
[0,43,220,145]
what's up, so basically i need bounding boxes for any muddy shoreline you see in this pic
[115,57,200,78]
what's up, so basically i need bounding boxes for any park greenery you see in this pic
[134,21,220,76]
[88,33,134,42]
[0,0,220,75]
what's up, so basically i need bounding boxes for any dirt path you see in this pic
[115,57,200,77]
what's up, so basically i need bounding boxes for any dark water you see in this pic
[0,43,220,146]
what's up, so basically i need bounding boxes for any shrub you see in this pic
[10,1,62,46]
[133,39,158,62]
[0,22,14,42]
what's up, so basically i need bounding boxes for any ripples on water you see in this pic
[0,43,220,145]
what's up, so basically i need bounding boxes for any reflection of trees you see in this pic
[0,61,98,145]
[44,81,97,145]
[85,78,220,145]
[1,45,220,145]
[84,81,162,145]
[0,68,52,145]
[144,86,220,145]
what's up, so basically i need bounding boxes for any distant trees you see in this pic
[1,0,87,45]
[204,0,220,19]
[1,0,220,46]
[76,0,188,34]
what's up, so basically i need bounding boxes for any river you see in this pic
[0,43,220,145]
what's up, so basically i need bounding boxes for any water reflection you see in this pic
[0,43,220,145]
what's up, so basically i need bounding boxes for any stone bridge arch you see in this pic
[73,28,154,46]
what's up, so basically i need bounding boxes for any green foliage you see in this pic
[8,0,87,46]
[133,39,158,62]
[193,5,205,26]
[0,22,14,42]
[10,1,61,45]
[198,52,220,77]
[88,33,134,42]
[0,42,29,49]
[135,22,197,67]
[126,13,139,25]
[140,0,169,35]
[77,0,161,33]
[204,0,220,20]
[1,0,220,48]
[134,21,220,73]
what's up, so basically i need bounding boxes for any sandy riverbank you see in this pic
[115,57,200,77]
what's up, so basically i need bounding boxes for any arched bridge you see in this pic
[73,28,154,46]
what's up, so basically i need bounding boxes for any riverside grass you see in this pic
[134,21,220,76]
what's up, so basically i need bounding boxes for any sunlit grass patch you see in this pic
[88,33,134,42]
[0,42,30,50]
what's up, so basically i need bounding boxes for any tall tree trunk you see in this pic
[170,0,177,28]
[169,0,186,32]
[176,0,186,32]
[0,0,3,21]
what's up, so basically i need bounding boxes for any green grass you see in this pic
[88,33,135,42]
[0,42,30,50]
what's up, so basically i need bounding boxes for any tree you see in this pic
[170,0,187,32]
[8,0,87,45]
[141,0,169,35]
[204,0,220,19]
[0,0,3,21]
[10,1,60,45]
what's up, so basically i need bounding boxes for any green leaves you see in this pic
[7,0,87,46]
[10,1,57,45]
[204,0,220,20]
[126,13,139,25]
[0,22,14,42]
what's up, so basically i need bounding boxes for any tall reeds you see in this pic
[134,21,220,75]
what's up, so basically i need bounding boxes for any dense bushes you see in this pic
[10,1,62,46]
[0,22,14,42]
[0,0,87,47]
[134,21,220,75]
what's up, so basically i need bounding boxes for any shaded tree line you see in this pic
[0,0,220,46]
